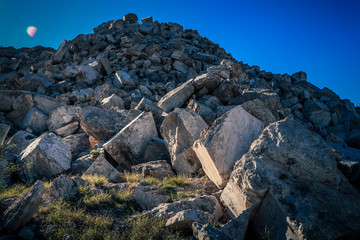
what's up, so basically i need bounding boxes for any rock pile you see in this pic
[1,13,360,240]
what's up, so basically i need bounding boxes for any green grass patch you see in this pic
[41,200,118,240]
[83,191,112,207]
[82,174,107,187]
[0,184,31,199]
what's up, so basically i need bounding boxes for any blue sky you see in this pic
[1,0,359,106]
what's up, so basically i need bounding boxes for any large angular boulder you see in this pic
[77,64,101,85]
[160,108,207,175]
[45,175,78,201]
[80,106,141,141]
[103,112,157,167]
[16,133,72,183]
[193,105,264,188]
[7,131,36,155]
[2,180,45,232]
[33,95,61,115]
[21,107,48,134]
[134,181,170,210]
[62,133,90,160]
[302,99,331,128]
[220,118,360,240]
[240,99,276,126]
[83,150,119,179]
[158,81,194,112]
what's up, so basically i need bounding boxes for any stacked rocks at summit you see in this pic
[1,13,360,239]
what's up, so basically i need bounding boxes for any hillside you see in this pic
[0,13,360,240]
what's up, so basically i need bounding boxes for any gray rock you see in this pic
[160,108,207,175]
[0,123,10,145]
[193,73,222,91]
[158,81,194,112]
[115,70,135,87]
[80,106,141,141]
[141,16,153,23]
[17,132,72,183]
[45,175,78,201]
[134,181,170,210]
[147,195,223,226]
[54,122,79,137]
[192,222,232,240]
[139,22,154,35]
[240,99,276,126]
[17,226,35,240]
[83,150,119,179]
[302,99,331,128]
[21,107,48,134]
[71,154,93,175]
[33,95,61,115]
[220,59,249,84]
[143,138,171,163]
[100,94,125,110]
[220,118,360,240]
[135,97,163,122]
[47,106,82,132]
[173,60,188,74]
[62,133,90,160]
[103,112,157,167]
[77,64,101,85]
[2,180,45,232]
[194,105,264,188]
[131,160,175,178]
[7,131,36,155]
[166,209,212,231]
[123,13,138,23]
[291,71,307,83]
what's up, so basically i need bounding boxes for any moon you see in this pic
[27,26,37,37]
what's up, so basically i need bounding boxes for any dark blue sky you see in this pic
[1,0,359,106]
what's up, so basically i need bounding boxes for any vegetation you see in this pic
[0,184,31,199]
[81,174,107,187]
[90,148,101,161]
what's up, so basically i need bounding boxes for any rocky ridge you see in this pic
[0,13,360,240]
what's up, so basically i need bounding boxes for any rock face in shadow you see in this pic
[2,181,45,232]
[220,118,360,240]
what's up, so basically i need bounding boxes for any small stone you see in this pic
[123,13,138,23]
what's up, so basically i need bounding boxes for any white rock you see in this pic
[193,105,264,188]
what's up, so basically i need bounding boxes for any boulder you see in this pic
[143,138,171,162]
[193,105,264,188]
[158,81,194,112]
[135,97,162,122]
[16,132,72,183]
[2,180,45,232]
[220,59,249,84]
[220,118,360,240]
[192,73,222,91]
[141,16,153,23]
[192,222,232,240]
[80,106,141,141]
[33,95,61,115]
[45,175,78,201]
[160,108,207,175]
[173,60,188,74]
[21,107,48,134]
[83,150,119,179]
[100,93,125,110]
[147,195,223,226]
[123,13,138,23]
[302,99,331,128]
[7,131,36,155]
[134,181,170,210]
[77,64,101,85]
[0,123,10,145]
[291,71,307,83]
[71,154,93,175]
[6,93,33,128]
[131,160,175,178]
[166,209,212,231]
[240,99,276,125]
[54,122,79,137]
[47,106,82,132]
[62,133,90,160]
[103,112,157,167]
[115,70,136,87]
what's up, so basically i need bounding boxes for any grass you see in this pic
[81,174,107,187]
[0,184,31,199]
[40,200,119,240]
[83,191,112,206]
[122,214,165,240]
[90,149,101,161]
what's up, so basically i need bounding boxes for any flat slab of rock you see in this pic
[101,93,125,110]
[21,107,48,134]
[47,106,82,132]
[33,95,61,115]
[2,180,45,232]
[131,160,175,178]
[103,111,157,167]
[54,122,79,137]
[80,106,141,141]
[134,181,170,210]
[241,99,276,125]
[17,133,72,183]
[220,118,360,240]
[158,81,194,112]
[135,97,162,122]
[193,105,264,188]
[160,108,207,175]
